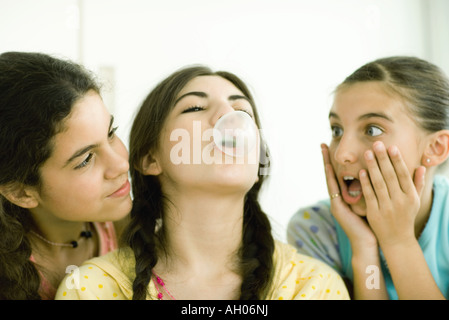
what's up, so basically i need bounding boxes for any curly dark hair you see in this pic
[0,51,99,299]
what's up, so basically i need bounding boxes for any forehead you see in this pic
[331,82,411,122]
[63,91,108,132]
[177,75,243,97]
[47,91,109,163]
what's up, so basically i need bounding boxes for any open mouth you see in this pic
[343,176,362,197]
[341,175,363,204]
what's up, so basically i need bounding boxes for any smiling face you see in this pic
[328,81,430,216]
[28,90,132,222]
[148,75,260,196]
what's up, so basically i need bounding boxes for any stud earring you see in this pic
[426,158,431,163]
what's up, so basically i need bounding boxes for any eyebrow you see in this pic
[229,94,252,104]
[329,111,393,122]
[174,91,251,106]
[174,91,207,106]
[64,115,114,167]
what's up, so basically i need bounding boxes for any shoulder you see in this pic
[266,241,349,300]
[55,247,136,300]
[287,200,342,271]
[287,200,334,248]
[434,175,449,196]
[427,175,449,225]
[287,200,334,242]
[288,200,332,228]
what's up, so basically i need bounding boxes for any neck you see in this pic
[157,192,245,277]
[415,173,435,238]
[28,209,90,253]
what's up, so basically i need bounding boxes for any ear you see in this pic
[422,130,449,167]
[0,184,39,209]
[140,152,162,176]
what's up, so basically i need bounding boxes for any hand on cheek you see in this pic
[321,143,377,249]
[359,141,426,248]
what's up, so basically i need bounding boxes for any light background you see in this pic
[1,0,449,241]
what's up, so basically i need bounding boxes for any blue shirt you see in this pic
[288,175,449,299]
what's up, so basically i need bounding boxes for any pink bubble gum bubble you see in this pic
[213,111,257,157]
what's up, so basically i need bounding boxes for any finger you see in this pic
[359,169,379,211]
[321,143,331,167]
[321,144,341,197]
[387,145,416,195]
[364,148,391,202]
[413,166,426,197]
[372,141,402,197]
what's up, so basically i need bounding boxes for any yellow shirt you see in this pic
[55,241,349,300]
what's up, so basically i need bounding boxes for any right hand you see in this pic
[321,143,378,252]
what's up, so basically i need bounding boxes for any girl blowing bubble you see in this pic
[288,56,449,299]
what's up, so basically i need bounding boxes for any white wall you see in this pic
[0,0,79,59]
[1,0,447,241]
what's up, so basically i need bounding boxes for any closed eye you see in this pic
[108,126,118,139]
[182,105,205,113]
[235,108,254,118]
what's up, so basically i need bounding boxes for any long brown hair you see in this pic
[0,52,99,299]
[123,65,274,300]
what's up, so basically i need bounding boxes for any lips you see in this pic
[108,180,131,198]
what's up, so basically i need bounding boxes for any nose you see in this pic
[210,101,236,127]
[104,140,130,180]
[333,135,359,165]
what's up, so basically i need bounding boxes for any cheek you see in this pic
[40,174,104,213]
[390,141,423,173]
[402,154,423,177]
[115,137,129,159]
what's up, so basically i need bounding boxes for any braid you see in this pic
[122,175,164,300]
[0,199,41,300]
[239,187,275,300]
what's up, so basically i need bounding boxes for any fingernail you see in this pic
[360,170,367,178]
[389,145,398,156]
[373,141,384,152]
[365,150,374,160]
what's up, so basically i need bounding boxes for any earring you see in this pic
[426,158,431,163]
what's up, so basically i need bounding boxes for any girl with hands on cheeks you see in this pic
[288,56,449,299]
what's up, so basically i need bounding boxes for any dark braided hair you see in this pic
[123,65,274,300]
[0,51,99,299]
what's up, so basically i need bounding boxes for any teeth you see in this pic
[343,176,355,181]
[349,191,361,197]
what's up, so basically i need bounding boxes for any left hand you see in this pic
[359,141,426,248]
